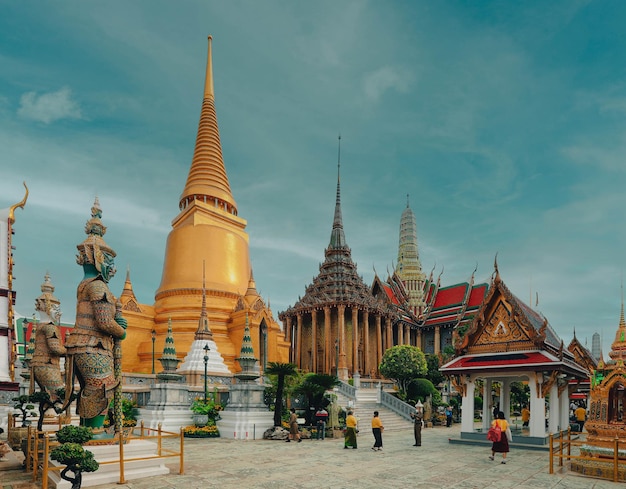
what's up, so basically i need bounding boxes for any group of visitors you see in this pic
[286,403,426,452]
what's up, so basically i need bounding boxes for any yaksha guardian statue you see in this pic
[31,273,66,408]
[65,198,126,428]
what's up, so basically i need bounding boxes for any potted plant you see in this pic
[50,426,99,489]
[8,395,38,450]
[183,396,223,438]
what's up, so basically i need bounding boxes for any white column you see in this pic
[560,385,570,432]
[461,377,476,433]
[482,378,491,432]
[548,382,559,434]
[529,374,546,438]
[501,379,511,420]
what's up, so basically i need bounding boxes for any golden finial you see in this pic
[8,181,29,223]
[204,35,214,100]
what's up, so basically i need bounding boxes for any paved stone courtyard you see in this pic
[1,424,622,488]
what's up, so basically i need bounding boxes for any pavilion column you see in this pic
[296,313,303,369]
[311,309,318,373]
[501,379,511,420]
[416,329,422,350]
[338,305,348,380]
[363,312,370,376]
[324,307,331,374]
[559,382,569,432]
[386,317,393,350]
[461,376,476,433]
[376,315,382,373]
[398,322,404,345]
[549,382,560,434]
[482,378,492,432]
[352,307,359,375]
[405,324,410,345]
[529,374,546,438]
[434,326,441,355]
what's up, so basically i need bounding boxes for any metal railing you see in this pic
[33,422,184,489]
[549,428,625,483]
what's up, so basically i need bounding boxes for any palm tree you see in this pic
[266,362,297,427]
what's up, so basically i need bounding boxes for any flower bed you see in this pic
[183,425,220,438]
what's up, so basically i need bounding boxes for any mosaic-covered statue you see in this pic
[31,272,66,407]
[65,198,126,428]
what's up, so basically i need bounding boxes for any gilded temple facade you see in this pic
[120,37,290,376]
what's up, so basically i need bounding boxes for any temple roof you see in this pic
[179,36,237,214]
[280,140,388,315]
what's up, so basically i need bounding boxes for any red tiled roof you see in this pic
[432,284,467,309]
[441,351,557,371]
[381,283,401,305]
[468,284,488,307]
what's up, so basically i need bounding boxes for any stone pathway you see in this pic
[1,424,622,488]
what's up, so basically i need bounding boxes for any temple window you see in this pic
[608,381,625,422]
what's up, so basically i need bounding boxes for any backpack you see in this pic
[487,422,502,442]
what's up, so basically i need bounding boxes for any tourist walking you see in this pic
[574,403,587,431]
[344,410,358,449]
[371,411,384,451]
[445,406,453,427]
[489,411,511,464]
[410,406,423,446]
[521,405,530,428]
[286,408,301,442]
[315,406,329,440]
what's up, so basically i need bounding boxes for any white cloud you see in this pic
[17,87,83,124]
[362,66,412,102]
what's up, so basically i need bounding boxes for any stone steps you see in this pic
[335,389,412,433]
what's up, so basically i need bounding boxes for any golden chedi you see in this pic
[120,37,289,376]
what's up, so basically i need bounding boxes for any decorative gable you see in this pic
[457,273,542,354]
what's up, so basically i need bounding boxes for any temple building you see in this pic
[119,37,290,376]
[279,144,396,380]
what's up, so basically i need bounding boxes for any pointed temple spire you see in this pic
[396,194,425,315]
[235,313,259,381]
[328,134,347,249]
[179,35,237,215]
[120,266,137,301]
[609,287,626,360]
[159,317,181,372]
[195,262,213,340]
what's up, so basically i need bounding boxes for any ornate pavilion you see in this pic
[441,262,589,444]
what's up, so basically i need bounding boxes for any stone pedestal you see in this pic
[217,382,273,440]
[138,382,192,433]
[48,439,170,489]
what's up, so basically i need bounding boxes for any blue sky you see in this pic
[2,1,625,356]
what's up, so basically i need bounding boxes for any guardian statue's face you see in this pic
[100,252,116,283]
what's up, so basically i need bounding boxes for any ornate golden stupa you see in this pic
[571,300,626,480]
[120,37,290,375]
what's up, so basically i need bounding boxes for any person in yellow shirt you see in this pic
[371,411,384,451]
[574,404,587,431]
[344,410,358,449]
[489,411,510,464]
[521,405,530,428]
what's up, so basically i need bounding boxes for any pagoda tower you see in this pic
[279,138,393,379]
[120,37,289,375]
[395,196,426,316]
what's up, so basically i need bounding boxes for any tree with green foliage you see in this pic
[379,345,427,398]
[425,354,445,387]
[265,362,298,427]
[293,374,339,424]
[408,378,440,404]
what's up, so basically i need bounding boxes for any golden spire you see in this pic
[609,286,626,360]
[179,35,237,215]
